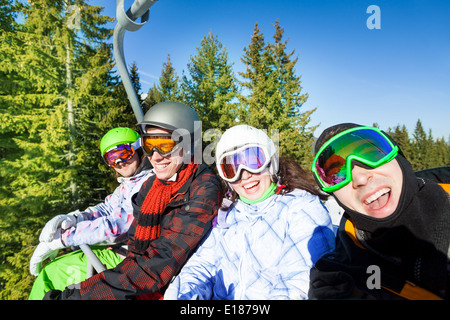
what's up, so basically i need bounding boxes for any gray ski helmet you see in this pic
[138,101,200,134]
[138,101,201,159]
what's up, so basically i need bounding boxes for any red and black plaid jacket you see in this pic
[64,164,223,300]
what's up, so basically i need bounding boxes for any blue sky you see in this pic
[92,0,450,139]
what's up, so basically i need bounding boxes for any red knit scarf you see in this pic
[134,163,198,252]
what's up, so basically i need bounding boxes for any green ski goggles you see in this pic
[312,127,399,192]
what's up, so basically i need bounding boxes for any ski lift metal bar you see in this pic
[79,244,107,274]
[113,0,158,123]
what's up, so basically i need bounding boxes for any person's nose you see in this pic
[351,165,372,188]
[150,150,164,161]
[240,169,252,181]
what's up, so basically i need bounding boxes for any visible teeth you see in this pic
[365,188,390,204]
[244,181,258,190]
[155,164,169,169]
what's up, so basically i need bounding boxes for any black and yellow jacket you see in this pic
[309,162,449,300]
[309,216,447,300]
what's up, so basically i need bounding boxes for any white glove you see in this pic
[39,210,83,243]
[30,233,65,276]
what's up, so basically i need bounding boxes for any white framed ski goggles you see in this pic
[217,145,270,183]
[312,127,399,192]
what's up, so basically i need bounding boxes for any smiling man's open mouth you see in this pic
[364,187,391,210]
[154,163,169,170]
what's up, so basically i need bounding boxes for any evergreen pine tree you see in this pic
[181,31,239,133]
[144,54,181,111]
[411,119,432,170]
[269,20,315,167]
[0,0,116,299]
[434,137,450,167]
[425,129,436,169]
[158,54,180,102]
[239,21,315,167]
[387,124,412,161]
[388,122,449,170]
[238,23,273,129]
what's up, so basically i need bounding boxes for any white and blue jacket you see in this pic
[165,189,335,300]
[61,167,153,246]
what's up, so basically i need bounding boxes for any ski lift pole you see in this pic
[113,0,159,123]
[79,244,106,275]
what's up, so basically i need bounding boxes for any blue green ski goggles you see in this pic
[312,127,399,192]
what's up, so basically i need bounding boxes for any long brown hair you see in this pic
[277,157,328,200]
